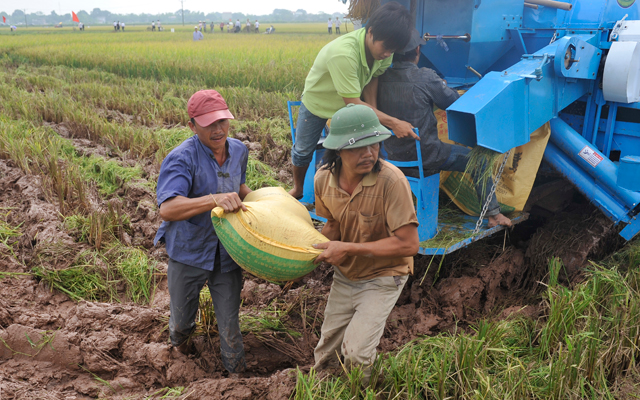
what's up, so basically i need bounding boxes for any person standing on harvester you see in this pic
[155,90,251,374]
[377,29,512,228]
[312,104,419,385]
[289,1,417,200]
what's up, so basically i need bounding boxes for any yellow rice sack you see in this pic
[211,187,329,282]
[435,108,550,216]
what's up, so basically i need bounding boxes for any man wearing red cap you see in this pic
[154,90,251,374]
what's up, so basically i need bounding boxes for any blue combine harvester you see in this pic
[289,0,640,254]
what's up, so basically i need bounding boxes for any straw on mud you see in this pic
[111,246,157,304]
[0,217,22,257]
[0,272,31,280]
[32,264,115,302]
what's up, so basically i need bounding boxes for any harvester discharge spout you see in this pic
[414,0,640,241]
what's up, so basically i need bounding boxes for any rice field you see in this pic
[0,23,639,399]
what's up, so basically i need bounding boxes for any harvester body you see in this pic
[396,0,640,241]
[290,0,640,253]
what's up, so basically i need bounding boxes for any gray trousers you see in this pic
[167,257,245,373]
[314,267,408,385]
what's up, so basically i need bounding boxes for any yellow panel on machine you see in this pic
[211,187,329,282]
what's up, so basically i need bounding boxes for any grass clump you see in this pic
[0,210,21,256]
[75,155,146,195]
[64,204,131,250]
[32,263,114,303]
[246,157,286,189]
[111,246,157,304]
[33,244,157,305]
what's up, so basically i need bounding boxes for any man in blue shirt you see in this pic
[155,90,251,374]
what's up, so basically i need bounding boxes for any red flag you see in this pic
[72,11,79,23]
[2,16,6,23]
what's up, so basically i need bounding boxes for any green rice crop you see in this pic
[246,158,286,189]
[295,253,640,399]
[0,212,21,256]
[33,244,157,305]
[461,146,504,200]
[76,155,146,195]
[111,246,158,304]
[32,263,115,302]
[0,26,330,94]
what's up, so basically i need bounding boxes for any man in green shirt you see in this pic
[289,2,417,199]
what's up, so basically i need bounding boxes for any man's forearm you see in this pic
[159,195,215,222]
[238,183,252,200]
[343,97,398,130]
[362,77,378,109]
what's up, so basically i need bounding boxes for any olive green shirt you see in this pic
[302,28,393,119]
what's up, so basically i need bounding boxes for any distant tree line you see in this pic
[0,8,345,26]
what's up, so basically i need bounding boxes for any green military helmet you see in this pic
[323,104,391,150]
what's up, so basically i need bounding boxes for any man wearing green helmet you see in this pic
[312,104,420,385]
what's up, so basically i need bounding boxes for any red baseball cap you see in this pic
[187,90,234,127]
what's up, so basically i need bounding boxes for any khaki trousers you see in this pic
[314,267,408,384]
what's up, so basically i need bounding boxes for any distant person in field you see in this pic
[157,20,162,30]
[113,21,117,31]
[155,89,251,374]
[289,1,415,200]
[335,17,341,34]
[234,19,241,33]
[327,18,332,34]
[120,22,125,31]
[117,21,121,31]
[254,20,259,33]
[193,26,204,41]
[221,21,225,32]
[311,104,419,386]
[377,29,512,228]
[210,21,214,32]
[151,21,155,31]
[245,19,251,33]
[228,20,232,33]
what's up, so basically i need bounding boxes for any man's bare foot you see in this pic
[288,187,303,200]
[488,213,512,228]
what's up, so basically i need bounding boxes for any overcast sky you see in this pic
[2,0,350,15]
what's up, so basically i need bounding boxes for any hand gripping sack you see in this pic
[211,187,329,282]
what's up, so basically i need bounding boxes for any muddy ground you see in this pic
[0,122,621,399]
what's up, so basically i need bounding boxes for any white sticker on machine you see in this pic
[579,146,604,167]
